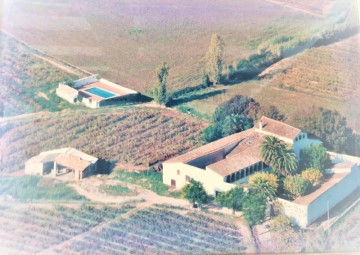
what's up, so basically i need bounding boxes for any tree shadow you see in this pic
[167,89,227,107]
[95,158,115,175]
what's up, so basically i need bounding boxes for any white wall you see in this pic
[82,98,100,108]
[278,198,309,228]
[99,78,137,94]
[293,133,322,158]
[307,166,360,225]
[56,84,78,103]
[25,162,44,175]
[74,75,98,88]
[163,162,234,196]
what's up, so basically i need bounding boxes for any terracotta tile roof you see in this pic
[164,128,255,164]
[207,133,265,177]
[255,116,301,140]
[55,153,91,172]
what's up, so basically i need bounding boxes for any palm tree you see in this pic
[248,178,276,201]
[273,146,298,176]
[261,135,298,176]
[261,136,283,165]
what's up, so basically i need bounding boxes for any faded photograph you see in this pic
[0,0,359,254]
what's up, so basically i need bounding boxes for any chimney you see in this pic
[259,119,263,130]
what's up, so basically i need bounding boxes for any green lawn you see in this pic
[0,176,86,202]
[113,169,181,198]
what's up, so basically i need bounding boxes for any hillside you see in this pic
[0,33,80,116]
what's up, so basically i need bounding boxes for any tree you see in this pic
[261,136,298,176]
[216,186,244,214]
[214,95,254,123]
[248,173,278,200]
[242,191,267,226]
[181,179,210,208]
[205,34,225,85]
[299,144,331,172]
[293,107,353,153]
[221,114,252,137]
[301,168,323,186]
[202,123,222,143]
[152,62,169,105]
[283,175,310,198]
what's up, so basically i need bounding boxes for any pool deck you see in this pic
[79,81,134,102]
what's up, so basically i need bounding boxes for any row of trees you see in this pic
[152,34,225,105]
[181,179,268,226]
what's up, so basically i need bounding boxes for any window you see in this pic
[303,134,306,139]
[185,175,190,182]
[177,170,180,175]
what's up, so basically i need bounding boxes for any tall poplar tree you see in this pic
[205,34,225,85]
[152,62,169,105]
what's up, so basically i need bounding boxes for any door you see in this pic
[171,179,176,188]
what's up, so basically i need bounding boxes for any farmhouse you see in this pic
[163,116,321,195]
[25,148,98,181]
[56,74,138,108]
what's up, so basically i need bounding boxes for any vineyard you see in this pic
[0,204,135,254]
[0,33,78,116]
[270,34,360,100]
[0,109,204,172]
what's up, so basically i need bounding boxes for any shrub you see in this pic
[216,186,244,214]
[301,168,323,186]
[248,172,279,191]
[269,215,293,232]
[299,144,331,172]
[284,175,310,198]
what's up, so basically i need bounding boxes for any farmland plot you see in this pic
[0,0,323,93]
[0,33,78,116]
[61,207,246,254]
[0,204,134,255]
[270,34,360,100]
[0,109,204,172]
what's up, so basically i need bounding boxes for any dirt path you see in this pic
[32,54,81,76]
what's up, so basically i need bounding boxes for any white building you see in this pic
[25,148,98,181]
[56,75,138,108]
[163,116,321,196]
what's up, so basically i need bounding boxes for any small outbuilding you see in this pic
[25,148,98,181]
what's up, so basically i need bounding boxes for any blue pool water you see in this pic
[85,87,117,98]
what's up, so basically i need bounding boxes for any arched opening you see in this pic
[236,172,240,181]
[241,170,245,179]
[254,164,258,172]
[226,176,231,183]
[231,173,236,183]
[250,166,254,175]
[246,168,249,176]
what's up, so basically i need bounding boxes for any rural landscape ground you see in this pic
[0,0,359,254]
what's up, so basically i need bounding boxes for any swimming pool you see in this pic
[85,87,117,99]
